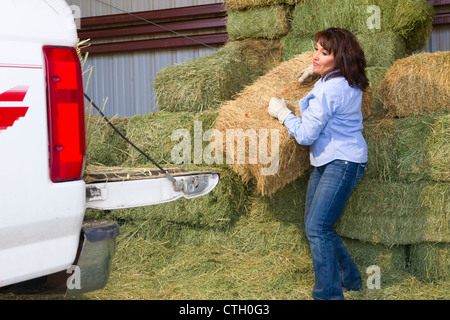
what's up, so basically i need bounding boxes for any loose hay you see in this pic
[154,45,251,112]
[226,5,291,40]
[380,51,450,118]
[336,179,450,246]
[84,173,316,300]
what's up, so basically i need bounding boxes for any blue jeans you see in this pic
[305,159,366,300]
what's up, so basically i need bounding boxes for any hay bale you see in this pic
[85,115,129,166]
[290,0,433,53]
[226,39,283,80]
[380,51,450,118]
[426,114,450,182]
[388,0,434,52]
[410,242,449,281]
[357,32,406,68]
[224,0,301,10]
[291,0,375,38]
[154,45,251,112]
[280,33,315,61]
[363,113,449,182]
[214,52,314,196]
[126,111,195,166]
[336,179,450,246]
[226,5,291,40]
[125,110,219,166]
[343,238,407,273]
[366,67,388,89]
[364,67,388,115]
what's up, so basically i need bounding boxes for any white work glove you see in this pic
[268,97,292,124]
[296,65,319,84]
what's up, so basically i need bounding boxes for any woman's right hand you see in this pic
[268,97,292,124]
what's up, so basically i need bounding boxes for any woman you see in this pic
[268,28,369,300]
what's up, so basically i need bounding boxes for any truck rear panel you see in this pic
[0,0,85,288]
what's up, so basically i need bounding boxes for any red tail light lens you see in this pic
[43,46,86,182]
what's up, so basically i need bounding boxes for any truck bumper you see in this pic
[0,219,119,297]
[65,219,119,297]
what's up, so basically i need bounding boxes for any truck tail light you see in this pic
[43,46,86,182]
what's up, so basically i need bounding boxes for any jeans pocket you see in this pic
[355,163,367,185]
[333,159,349,167]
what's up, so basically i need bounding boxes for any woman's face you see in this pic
[312,41,336,77]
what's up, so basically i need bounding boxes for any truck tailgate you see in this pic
[84,165,220,210]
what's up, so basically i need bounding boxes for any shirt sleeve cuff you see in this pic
[284,112,298,124]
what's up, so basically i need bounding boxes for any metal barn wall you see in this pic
[424,3,450,53]
[67,0,224,117]
[425,24,450,52]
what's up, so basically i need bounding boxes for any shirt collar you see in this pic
[322,69,340,81]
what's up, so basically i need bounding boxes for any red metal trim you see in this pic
[433,12,450,25]
[78,16,226,40]
[80,3,226,28]
[427,0,450,6]
[81,33,228,55]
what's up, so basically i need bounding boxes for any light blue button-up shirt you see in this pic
[283,73,368,167]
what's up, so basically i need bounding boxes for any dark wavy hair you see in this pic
[315,28,369,91]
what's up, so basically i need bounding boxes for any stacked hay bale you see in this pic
[336,51,450,282]
[283,0,434,114]
[154,45,251,113]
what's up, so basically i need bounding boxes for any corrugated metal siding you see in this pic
[424,24,450,52]
[67,0,223,117]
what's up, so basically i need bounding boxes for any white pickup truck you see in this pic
[0,0,218,296]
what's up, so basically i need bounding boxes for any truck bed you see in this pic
[83,165,216,184]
